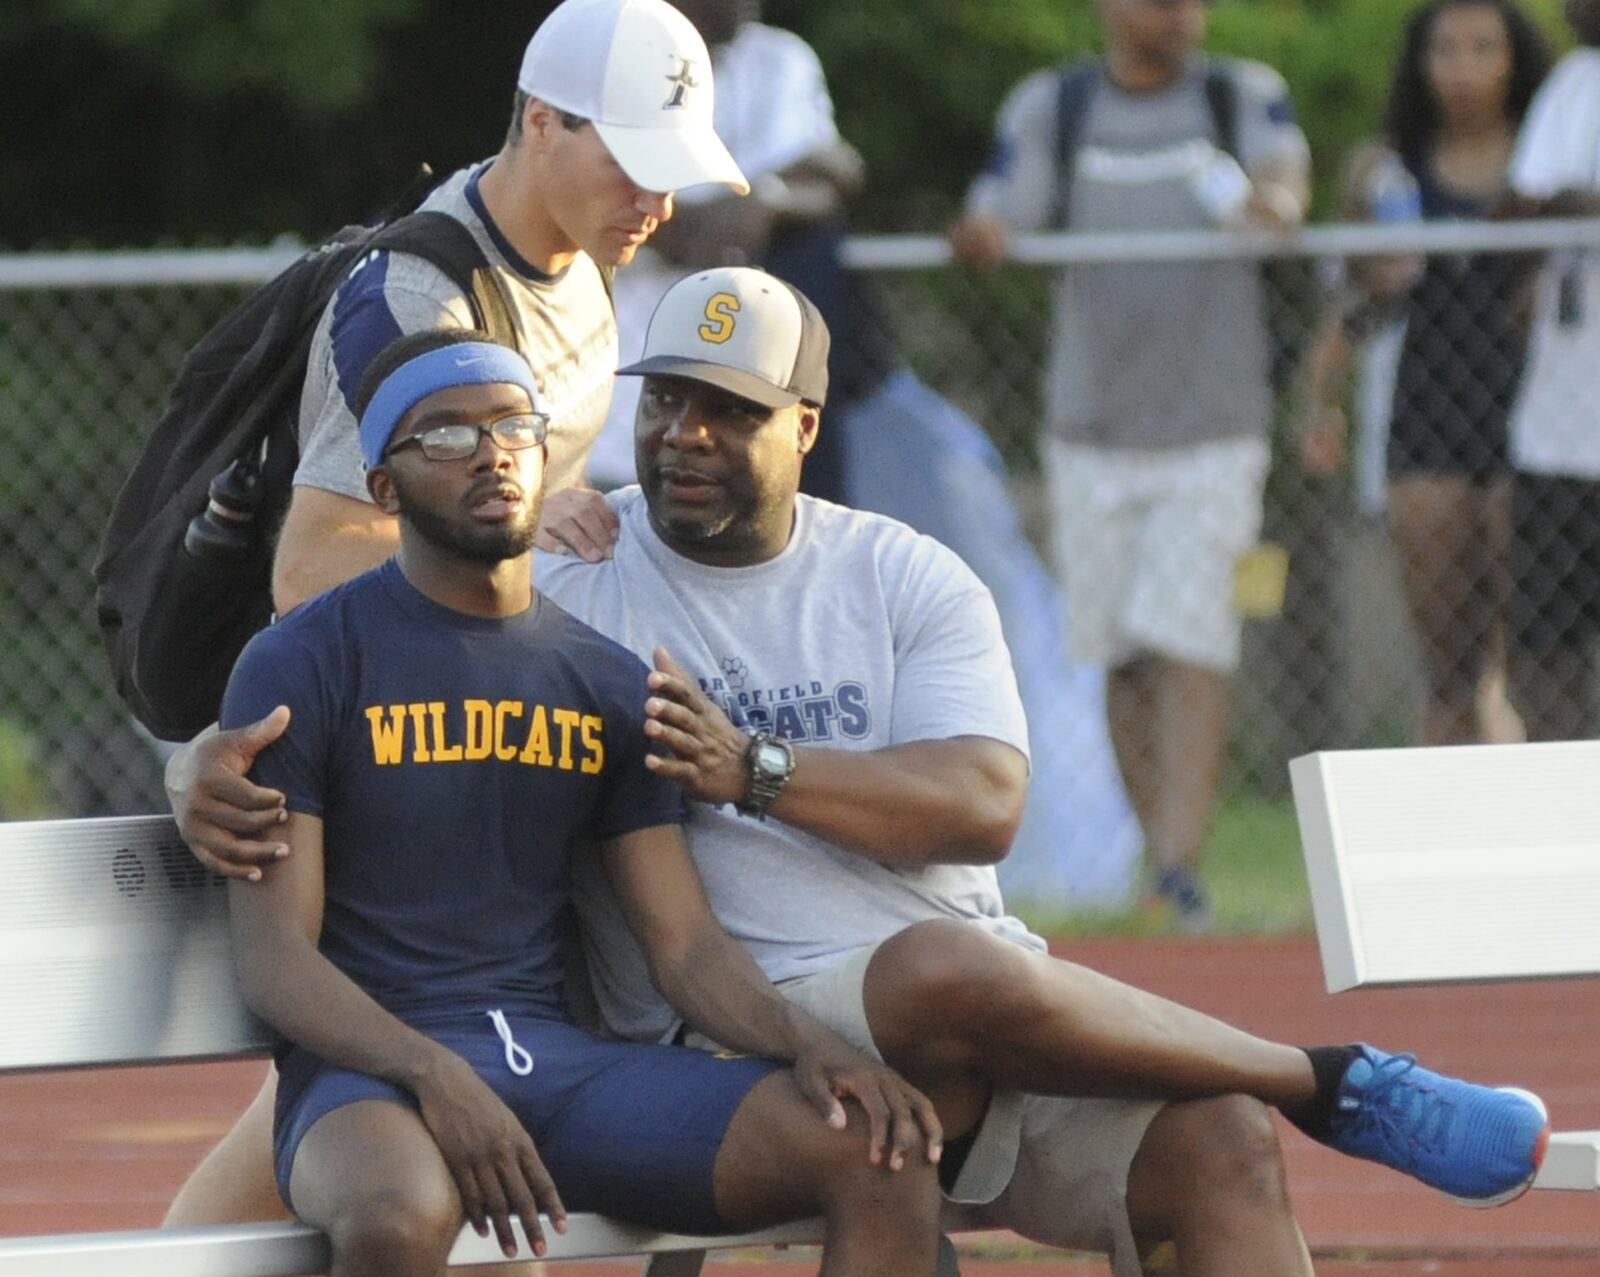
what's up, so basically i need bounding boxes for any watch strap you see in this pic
[736,731,794,820]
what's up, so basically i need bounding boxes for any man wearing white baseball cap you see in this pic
[271,0,748,624]
[518,0,749,196]
[162,0,750,1232]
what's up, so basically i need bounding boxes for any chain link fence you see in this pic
[2,222,1597,903]
[856,221,1600,782]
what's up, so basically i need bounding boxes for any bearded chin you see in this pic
[660,509,735,544]
[396,491,542,564]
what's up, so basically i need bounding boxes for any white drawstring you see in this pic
[486,1009,533,1076]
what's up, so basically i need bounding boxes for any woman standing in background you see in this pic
[1301,0,1550,744]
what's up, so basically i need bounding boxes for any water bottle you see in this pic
[1368,154,1422,223]
[1363,153,1425,296]
[183,458,263,560]
[1192,150,1253,226]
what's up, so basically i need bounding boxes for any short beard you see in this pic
[657,509,737,544]
[396,489,541,565]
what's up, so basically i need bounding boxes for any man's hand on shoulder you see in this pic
[166,708,291,881]
[791,1037,944,1172]
[535,486,620,562]
[643,647,750,806]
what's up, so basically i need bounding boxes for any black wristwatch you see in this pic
[735,731,795,820]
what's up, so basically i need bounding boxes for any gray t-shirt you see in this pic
[295,163,618,501]
[965,57,1307,450]
[537,490,1043,1043]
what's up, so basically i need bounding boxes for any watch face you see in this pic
[755,741,790,775]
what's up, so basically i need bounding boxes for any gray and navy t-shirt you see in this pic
[296,163,618,501]
[537,490,1042,1043]
[220,558,686,1023]
[965,56,1307,450]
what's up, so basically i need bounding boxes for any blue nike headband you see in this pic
[359,342,543,469]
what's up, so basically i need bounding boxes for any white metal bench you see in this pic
[0,814,965,1274]
[1290,740,1600,1192]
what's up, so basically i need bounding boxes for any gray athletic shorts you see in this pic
[690,943,1166,1277]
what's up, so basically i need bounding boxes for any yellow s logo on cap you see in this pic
[698,293,740,344]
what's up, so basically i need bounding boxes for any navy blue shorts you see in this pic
[274,1008,780,1235]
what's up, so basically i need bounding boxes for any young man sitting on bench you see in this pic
[215,329,944,1277]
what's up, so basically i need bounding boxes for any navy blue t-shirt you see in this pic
[220,559,687,1021]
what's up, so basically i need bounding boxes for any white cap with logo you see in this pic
[518,0,749,196]
[617,267,831,409]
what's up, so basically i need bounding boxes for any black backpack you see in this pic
[94,206,516,742]
[1049,58,1312,389]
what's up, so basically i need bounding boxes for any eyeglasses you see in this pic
[384,412,550,462]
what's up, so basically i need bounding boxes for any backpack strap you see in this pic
[1202,61,1242,163]
[365,211,519,348]
[1049,59,1103,230]
[1052,59,1244,228]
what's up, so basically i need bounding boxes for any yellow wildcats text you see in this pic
[363,701,604,773]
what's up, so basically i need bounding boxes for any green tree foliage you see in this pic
[0,0,1573,246]
[0,0,552,247]
[762,0,1095,227]
[48,0,420,108]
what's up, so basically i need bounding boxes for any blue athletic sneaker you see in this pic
[1324,1045,1551,1206]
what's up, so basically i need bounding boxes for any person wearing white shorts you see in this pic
[1046,437,1270,674]
[951,0,1310,925]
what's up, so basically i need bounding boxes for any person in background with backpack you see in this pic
[272,0,747,617]
[948,0,1309,929]
[160,0,748,1231]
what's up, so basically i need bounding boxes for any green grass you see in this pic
[0,717,55,820]
[1013,793,1315,939]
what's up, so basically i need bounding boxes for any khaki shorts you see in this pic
[703,944,1165,1277]
[1044,436,1269,673]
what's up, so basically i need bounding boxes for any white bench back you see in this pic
[0,815,267,1071]
[1290,741,1600,993]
